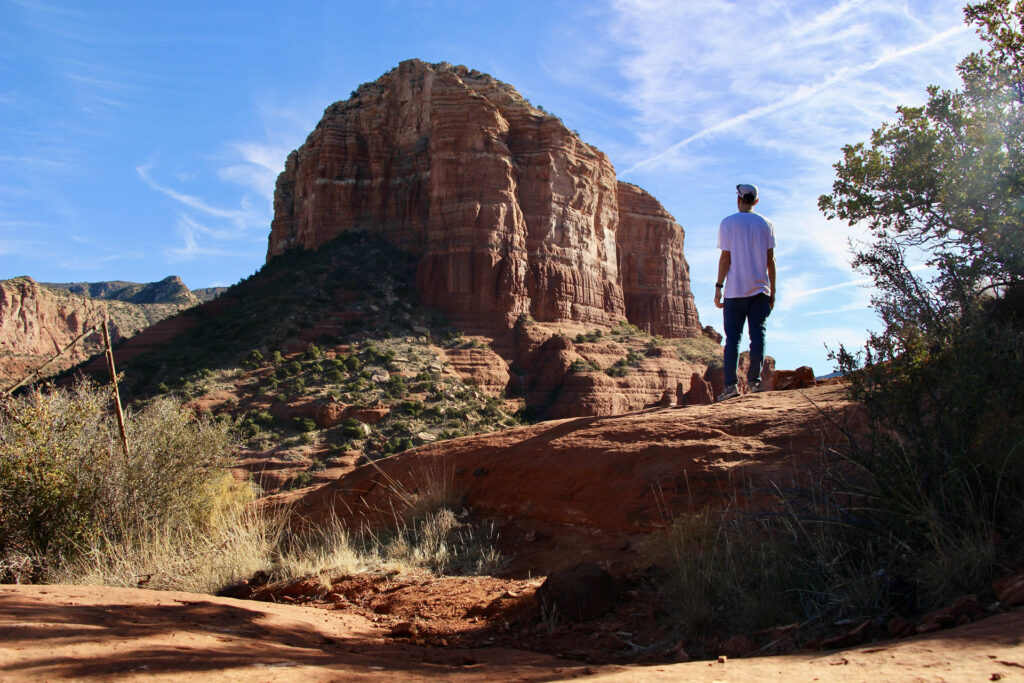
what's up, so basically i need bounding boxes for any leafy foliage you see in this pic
[819,0,1024,329]
[819,0,1024,609]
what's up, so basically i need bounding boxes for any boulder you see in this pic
[536,562,618,622]
[771,366,816,391]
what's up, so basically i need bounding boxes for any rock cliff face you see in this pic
[616,183,700,338]
[0,277,197,386]
[268,59,701,337]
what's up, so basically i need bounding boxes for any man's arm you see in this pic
[714,250,731,309]
[767,248,776,310]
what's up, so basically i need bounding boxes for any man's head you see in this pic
[736,183,759,210]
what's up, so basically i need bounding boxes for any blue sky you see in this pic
[1,0,981,373]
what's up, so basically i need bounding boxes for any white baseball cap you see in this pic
[736,184,759,201]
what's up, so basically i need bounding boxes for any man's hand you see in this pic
[715,288,724,309]
[769,292,775,311]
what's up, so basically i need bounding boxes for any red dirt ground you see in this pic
[3,583,1023,681]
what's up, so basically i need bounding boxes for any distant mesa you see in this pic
[268,59,702,339]
[0,276,220,386]
[43,276,226,306]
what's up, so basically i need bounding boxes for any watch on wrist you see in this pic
[715,283,723,289]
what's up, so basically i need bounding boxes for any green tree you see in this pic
[818,1,1024,609]
[820,0,1024,335]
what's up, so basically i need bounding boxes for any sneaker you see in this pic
[716,384,739,402]
[749,379,767,393]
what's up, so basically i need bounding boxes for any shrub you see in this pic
[643,509,805,637]
[817,1,1024,614]
[398,400,423,416]
[341,419,366,440]
[384,375,408,398]
[0,381,238,582]
[243,349,264,367]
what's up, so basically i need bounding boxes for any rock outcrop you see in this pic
[267,59,701,338]
[287,383,859,574]
[616,183,700,337]
[0,277,198,386]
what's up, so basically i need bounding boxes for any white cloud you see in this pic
[164,214,261,262]
[136,163,257,228]
[218,141,290,201]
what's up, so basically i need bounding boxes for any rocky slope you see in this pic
[284,383,855,574]
[268,59,701,338]
[0,277,203,386]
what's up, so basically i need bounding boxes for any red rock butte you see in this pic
[267,59,701,338]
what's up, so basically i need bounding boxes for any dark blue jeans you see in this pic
[723,293,772,388]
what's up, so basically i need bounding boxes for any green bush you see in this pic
[818,0,1024,614]
[0,381,236,581]
[341,419,366,440]
[384,375,408,398]
[398,400,423,416]
[243,349,264,367]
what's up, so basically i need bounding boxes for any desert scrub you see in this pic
[643,509,807,639]
[0,381,248,585]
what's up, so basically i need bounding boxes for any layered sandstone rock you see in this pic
[616,183,700,338]
[0,277,196,385]
[268,59,701,338]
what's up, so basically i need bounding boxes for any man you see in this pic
[714,183,776,401]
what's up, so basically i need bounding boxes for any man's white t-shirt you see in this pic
[717,211,776,298]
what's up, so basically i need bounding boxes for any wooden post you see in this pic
[102,319,130,459]
[2,323,102,395]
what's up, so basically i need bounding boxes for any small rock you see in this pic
[717,655,727,664]
[887,615,912,638]
[821,620,877,650]
[994,573,1024,606]
[919,595,982,630]
[536,562,618,622]
[416,431,437,443]
[389,622,418,638]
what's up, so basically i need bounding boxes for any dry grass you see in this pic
[643,506,805,635]
[57,497,273,593]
